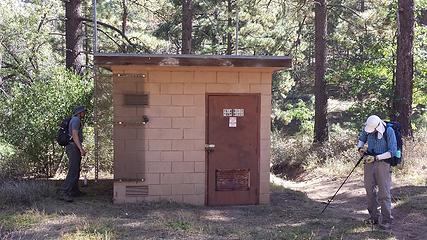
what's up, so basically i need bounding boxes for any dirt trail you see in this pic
[271,173,427,240]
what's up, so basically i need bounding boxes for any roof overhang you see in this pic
[94,53,292,72]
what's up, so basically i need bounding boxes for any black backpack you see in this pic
[56,117,72,146]
[384,121,403,167]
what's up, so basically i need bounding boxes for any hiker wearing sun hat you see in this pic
[357,115,397,230]
[59,105,87,202]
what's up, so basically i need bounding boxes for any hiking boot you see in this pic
[379,222,391,230]
[59,193,74,202]
[363,218,378,225]
[70,190,86,197]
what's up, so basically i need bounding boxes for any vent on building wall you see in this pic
[124,94,149,106]
[215,169,250,191]
[126,185,149,197]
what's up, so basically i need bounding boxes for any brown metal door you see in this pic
[207,94,260,205]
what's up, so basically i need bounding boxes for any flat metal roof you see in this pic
[94,53,292,70]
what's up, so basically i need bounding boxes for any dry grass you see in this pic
[61,221,116,240]
[271,126,361,179]
[392,131,427,185]
[0,180,56,205]
[272,127,427,184]
[0,181,401,240]
[1,129,425,239]
[0,209,47,232]
[0,180,57,206]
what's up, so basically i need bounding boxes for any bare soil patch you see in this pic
[273,172,427,240]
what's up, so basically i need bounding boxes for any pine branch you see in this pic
[97,28,127,52]
[0,42,34,84]
[327,4,362,18]
[79,17,140,50]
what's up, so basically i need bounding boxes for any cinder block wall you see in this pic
[112,67,272,205]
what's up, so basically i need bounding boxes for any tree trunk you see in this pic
[314,0,328,143]
[0,53,2,83]
[360,0,365,11]
[181,0,193,54]
[393,0,414,137]
[226,0,233,55]
[65,0,84,74]
[420,9,427,25]
[122,0,128,35]
[212,8,219,54]
[83,0,89,68]
[122,0,129,52]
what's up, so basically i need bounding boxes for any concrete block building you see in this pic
[95,54,291,205]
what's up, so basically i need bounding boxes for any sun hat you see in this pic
[73,105,87,115]
[364,115,386,138]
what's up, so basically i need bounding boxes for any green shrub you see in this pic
[273,99,314,135]
[0,68,92,178]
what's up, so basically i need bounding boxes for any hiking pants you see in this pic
[364,160,392,224]
[61,143,81,195]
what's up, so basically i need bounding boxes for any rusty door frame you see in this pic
[205,93,261,205]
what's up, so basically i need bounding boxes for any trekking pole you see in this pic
[320,153,366,215]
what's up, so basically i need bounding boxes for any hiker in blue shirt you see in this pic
[59,106,87,202]
[357,115,397,230]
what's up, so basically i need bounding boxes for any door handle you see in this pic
[205,144,215,152]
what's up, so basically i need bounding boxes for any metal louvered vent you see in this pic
[216,169,250,191]
[124,94,149,106]
[126,185,149,197]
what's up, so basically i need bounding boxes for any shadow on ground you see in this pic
[1,179,425,239]
[390,185,427,240]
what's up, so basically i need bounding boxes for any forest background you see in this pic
[0,0,426,179]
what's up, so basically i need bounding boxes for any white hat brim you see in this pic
[364,124,376,133]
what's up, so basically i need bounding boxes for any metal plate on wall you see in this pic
[124,94,149,106]
[229,117,237,128]
[233,109,244,117]
[215,169,250,191]
[223,109,233,116]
